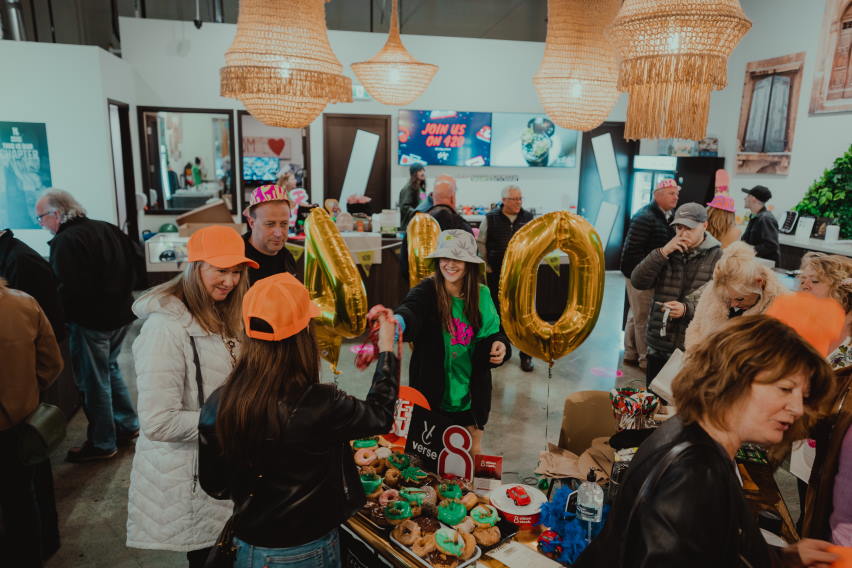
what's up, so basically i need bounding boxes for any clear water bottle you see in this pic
[576,469,604,524]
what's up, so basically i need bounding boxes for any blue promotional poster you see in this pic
[0,122,52,229]
[398,109,492,167]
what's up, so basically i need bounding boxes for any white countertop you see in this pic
[779,234,852,257]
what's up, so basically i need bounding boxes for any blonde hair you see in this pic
[139,261,248,338]
[711,242,770,296]
[800,252,852,311]
[673,315,836,461]
[705,206,735,242]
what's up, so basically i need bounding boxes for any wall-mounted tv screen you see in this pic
[490,113,578,168]
[398,109,492,167]
[243,156,280,181]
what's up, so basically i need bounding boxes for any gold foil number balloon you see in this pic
[499,211,605,364]
[406,212,441,288]
[304,207,368,371]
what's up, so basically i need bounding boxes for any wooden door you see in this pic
[577,122,639,270]
[323,114,391,213]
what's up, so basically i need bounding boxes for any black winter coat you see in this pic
[742,208,780,262]
[395,278,510,427]
[631,234,722,355]
[242,232,298,286]
[0,230,66,341]
[48,218,139,331]
[198,352,399,548]
[620,202,674,279]
[576,417,786,568]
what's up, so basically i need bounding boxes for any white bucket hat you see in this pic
[426,229,484,264]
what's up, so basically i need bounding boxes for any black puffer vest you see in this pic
[484,206,534,271]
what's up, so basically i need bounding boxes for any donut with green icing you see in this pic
[400,466,428,485]
[437,482,463,500]
[384,499,412,521]
[386,453,410,471]
[360,473,382,494]
[434,528,464,557]
[437,500,467,526]
[353,438,379,449]
[400,487,427,506]
[470,504,499,527]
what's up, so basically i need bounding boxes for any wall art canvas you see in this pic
[810,0,852,114]
[0,121,52,229]
[736,52,805,175]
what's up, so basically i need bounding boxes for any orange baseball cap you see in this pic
[242,273,321,341]
[765,292,846,357]
[187,225,259,269]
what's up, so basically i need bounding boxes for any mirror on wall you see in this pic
[138,107,236,213]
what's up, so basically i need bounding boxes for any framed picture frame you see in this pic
[811,216,835,240]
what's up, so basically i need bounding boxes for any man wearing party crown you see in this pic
[243,184,298,285]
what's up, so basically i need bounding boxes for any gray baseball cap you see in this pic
[671,203,708,229]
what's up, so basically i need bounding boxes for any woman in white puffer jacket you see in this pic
[126,226,258,567]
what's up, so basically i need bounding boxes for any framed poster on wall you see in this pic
[0,121,52,230]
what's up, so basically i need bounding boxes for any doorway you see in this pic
[577,122,639,270]
[323,114,391,212]
[107,100,138,239]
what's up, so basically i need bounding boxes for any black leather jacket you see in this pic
[198,352,399,548]
[576,417,787,568]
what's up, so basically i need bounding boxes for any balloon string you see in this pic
[546,362,553,449]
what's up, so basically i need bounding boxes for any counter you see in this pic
[778,234,852,269]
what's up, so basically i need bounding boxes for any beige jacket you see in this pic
[0,288,63,430]
[684,272,790,352]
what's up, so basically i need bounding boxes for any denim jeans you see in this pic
[234,530,340,568]
[68,323,139,452]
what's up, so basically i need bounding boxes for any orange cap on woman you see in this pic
[242,273,320,341]
[765,292,846,357]
[187,225,259,269]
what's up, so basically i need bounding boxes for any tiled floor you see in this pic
[43,272,792,567]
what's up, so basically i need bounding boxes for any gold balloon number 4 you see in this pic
[406,212,441,288]
[498,211,605,364]
[304,208,368,372]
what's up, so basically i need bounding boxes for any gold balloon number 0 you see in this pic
[499,211,605,364]
[406,212,441,288]
[304,208,368,372]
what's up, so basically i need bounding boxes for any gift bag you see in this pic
[649,348,684,403]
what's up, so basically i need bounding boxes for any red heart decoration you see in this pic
[267,138,286,156]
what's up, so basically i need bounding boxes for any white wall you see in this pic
[119,17,630,218]
[0,41,130,255]
[707,0,852,219]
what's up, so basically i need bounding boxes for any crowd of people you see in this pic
[2,170,852,567]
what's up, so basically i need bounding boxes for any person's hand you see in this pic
[490,341,507,364]
[377,312,395,353]
[660,234,690,257]
[787,538,837,567]
[662,301,685,319]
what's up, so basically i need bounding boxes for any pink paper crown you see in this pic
[242,184,293,217]
[655,177,680,191]
[707,192,736,212]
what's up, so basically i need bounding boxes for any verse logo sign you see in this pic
[404,407,472,479]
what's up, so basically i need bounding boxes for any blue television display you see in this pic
[242,156,280,181]
[398,109,492,167]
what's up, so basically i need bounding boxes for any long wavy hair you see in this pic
[216,324,320,464]
[800,252,852,310]
[139,261,247,338]
[705,206,735,242]
[433,260,482,336]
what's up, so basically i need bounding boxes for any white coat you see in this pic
[126,292,234,551]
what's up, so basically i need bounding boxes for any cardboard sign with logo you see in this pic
[405,405,473,481]
[473,454,504,495]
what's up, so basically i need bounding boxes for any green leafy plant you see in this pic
[794,144,852,239]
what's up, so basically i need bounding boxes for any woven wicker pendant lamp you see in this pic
[533,0,621,132]
[351,0,438,106]
[612,0,751,140]
[220,0,352,128]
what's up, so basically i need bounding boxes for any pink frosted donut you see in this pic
[379,489,400,506]
[354,447,377,467]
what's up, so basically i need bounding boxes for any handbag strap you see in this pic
[190,337,205,409]
[618,440,694,567]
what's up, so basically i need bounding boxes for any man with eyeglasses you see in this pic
[35,189,141,463]
[476,185,535,372]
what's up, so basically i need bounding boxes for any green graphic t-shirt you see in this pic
[440,284,500,412]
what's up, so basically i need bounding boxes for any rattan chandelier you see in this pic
[612,0,751,140]
[533,0,621,132]
[351,0,438,106]
[220,0,352,128]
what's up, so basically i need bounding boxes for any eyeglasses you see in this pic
[504,197,522,202]
[35,210,56,225]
